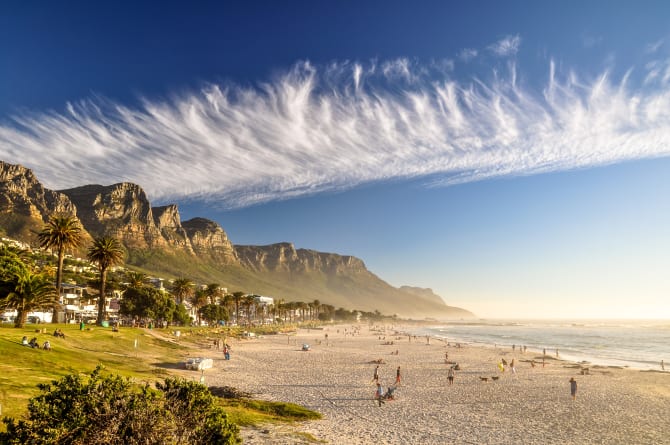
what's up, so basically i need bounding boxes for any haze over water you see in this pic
[417,319,670,370]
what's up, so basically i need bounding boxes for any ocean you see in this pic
[413,319,670,370]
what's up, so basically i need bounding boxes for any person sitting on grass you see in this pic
[42,340,51,351]
[22,336,29,346]
[29,337,39,348]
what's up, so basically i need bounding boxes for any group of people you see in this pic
[22,336,51,350]
[372,365,402,406]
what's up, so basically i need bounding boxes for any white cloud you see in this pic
[459,48,478,62]
[645,39,664,54]
[1,57,670,208]
[488,35,521,57]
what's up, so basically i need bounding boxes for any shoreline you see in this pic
[202,324,670,444]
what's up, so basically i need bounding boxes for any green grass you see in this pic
[221,399,322,426]
[0,323,187,419]
[0,323,321,434]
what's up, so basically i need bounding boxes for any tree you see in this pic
[170,278,194,305]
[87,237,124,326]
[173,303,192,326]
[0,366,240,444]
[120,286,175,325]
[242,295,256,326]
[204,283,223,305]
[232,291,245,324]
[0,268,58,328]
[189,289,209,325]
[199,303,228,326]
[38,214,83,324]
[124,271,147,289]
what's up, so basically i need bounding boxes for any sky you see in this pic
[1,1,669,319]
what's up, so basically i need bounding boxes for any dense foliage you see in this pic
[120,285,176,324]
[0,366,240,445]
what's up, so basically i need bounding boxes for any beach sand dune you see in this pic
[205,325,670,444]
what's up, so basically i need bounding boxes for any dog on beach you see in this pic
[491,376,500,381]
[479,377,489,382]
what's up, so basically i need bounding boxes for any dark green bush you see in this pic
[0,366,239,444]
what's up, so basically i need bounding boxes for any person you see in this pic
[448,366,455,385]
[21,336,29,346]
[42,340,51,351]
[384,385,396,400]
[662,360,665,371]
[223,345,230,360]
[29,337,39,348]
[530,359,536,368]
[569,377,577,400]
[510,358,516,374]
[372,365,379,383]
[395,366,402,385]
[375,382,385,406]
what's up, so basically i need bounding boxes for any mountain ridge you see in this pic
[0,161,474,319]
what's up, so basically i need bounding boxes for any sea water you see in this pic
[414,319,670,370]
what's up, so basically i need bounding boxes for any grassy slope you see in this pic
[126,248,471,317]
[0,323,320,430]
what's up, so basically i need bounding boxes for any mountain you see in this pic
[0,161,474,318]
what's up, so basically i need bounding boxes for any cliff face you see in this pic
[182,217,238,264]
[60,183,164,249]
[235,242,366,275]
[59,184,238,264]
[0,161,81,242]
[0,160,474,318]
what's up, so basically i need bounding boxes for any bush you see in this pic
[0,366,239,444]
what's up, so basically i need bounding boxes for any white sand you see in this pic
[199,324,670,444]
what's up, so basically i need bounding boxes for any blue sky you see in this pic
[1,1,669,318]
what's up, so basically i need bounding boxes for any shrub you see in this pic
[0,366,239,444]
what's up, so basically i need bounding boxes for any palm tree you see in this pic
[0,269,58,328]
[232,291,245,325]
[170,277,194,305]
[125,271,147,289]
[204,283,223,305]
[38,214,83,323]
[87,237,124,326]
[242,294,256,326]
[312,299,321,321]
[189,288,209,325]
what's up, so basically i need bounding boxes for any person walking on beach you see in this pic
[375,383,385,406]
[447,366,455,385]
[569,377,577,400]
[372,365,379,383]
[510,358,516,374]
[395,366,402,385]
[662,360,665,371]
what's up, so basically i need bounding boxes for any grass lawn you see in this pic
[0,322,321,434]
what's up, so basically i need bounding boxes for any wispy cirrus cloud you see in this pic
[488,35,521,57]
[1,56,670,208]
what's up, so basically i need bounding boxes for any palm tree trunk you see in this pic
[52,248,64,323]
[97,268,107,326]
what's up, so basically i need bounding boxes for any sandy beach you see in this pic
[198,324,670,444]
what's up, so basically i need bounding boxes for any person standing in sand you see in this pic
[447,366,455,385]
[372,365,379,383]
[375,382,385,406]
[569,377,577,400]
[395,366,402,385]
[662,360,665,371]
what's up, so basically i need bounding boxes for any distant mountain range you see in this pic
[0,160,474,319]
